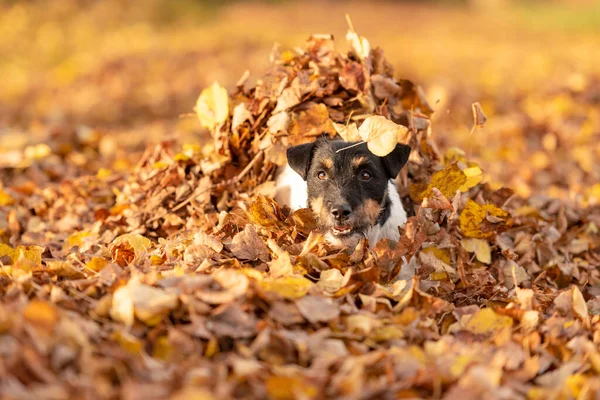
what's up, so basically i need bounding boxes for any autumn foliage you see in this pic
[1,10,600,400]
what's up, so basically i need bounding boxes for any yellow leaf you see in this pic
[266,375,318,400]
[422,247,452,264]
[465,308,513,334]
[152,160,169,169]
[86,257,109,272]
[410,164,466,202]
[0,243,44,265]
[0,188,14,206]
[112,330,143,354]
[359,115,408,157]
[460,166,483,192]
[24,143,51,161]
[450,354,477,377]
[112,234,152,259]
[246,195,281,229]
[66,231,92,249]
[260,276,313,300]
[194,81,229,130]
[460,238,491,264]
[317,268,351,294]
[152,335,173,360]
[281,50,295,63]
[96,168,112,179]
[23,300,58,334]
[333,122,361,142]
[459,200,509,238]
[565,374,588,397]
[171,388,216,400]
[110,279,178,327]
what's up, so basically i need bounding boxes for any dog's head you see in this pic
[287,139,411,246]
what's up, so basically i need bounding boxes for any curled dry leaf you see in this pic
[471,102,487,132]
[421,187,453,210]
[358,115,408,157]
[110,233,152,265]
[231,102,252,132]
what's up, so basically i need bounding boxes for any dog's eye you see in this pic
[317,171,327,180]
[360,171,372,181]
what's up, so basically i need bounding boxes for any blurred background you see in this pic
[1,0,599,203]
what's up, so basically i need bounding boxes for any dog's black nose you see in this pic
[331,204,352,221]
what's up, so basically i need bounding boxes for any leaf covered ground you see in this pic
[1,2,600,399]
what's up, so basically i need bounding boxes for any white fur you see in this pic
[275,167,407,248]
[364,180,407,246]
[274,164,308,210]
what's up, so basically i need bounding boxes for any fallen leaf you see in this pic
[266,375,318,400]
[460,238,492,264]
[459,200,509,238]
[230,224,269,262]
[465,308,513,334]
[410,164,466,203]
[421,187,453,210]
[260,276,313,300]
[470,102,487,132]
[194,81,229,130]
[317,268,352,294]
[295,295,340,323]
[359,115,408,157]
[111,233,152,261]
[111,279,178,327]
[0,243,44,265]
[231,102,252,132]
[23,300,58,334]
[333,122,361,142]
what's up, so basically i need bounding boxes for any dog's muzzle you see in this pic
[329,203,355,236]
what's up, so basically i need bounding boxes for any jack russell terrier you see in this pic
[275,139,411,248]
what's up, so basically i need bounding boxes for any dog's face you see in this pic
[287,139,410,247]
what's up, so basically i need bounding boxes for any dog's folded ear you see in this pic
[286,142,317,180]
[382,144,411,179]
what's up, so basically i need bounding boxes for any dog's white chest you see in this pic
[274,164,308,210]
[364,181,407,245]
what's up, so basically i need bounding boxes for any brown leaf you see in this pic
[295,295,340,324]
[471,102,487,131]
[421,187,453,210]
[230,224,269,262]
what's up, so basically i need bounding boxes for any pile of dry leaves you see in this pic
[1,27,600,399]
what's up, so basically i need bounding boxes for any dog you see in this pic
[275,138,411,248]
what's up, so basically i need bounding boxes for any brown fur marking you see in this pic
[310,196,325,216]
[321,159,333,169]
[363,199,382,224]
[352,156,367,168]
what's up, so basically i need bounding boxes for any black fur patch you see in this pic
[286,139,410,240]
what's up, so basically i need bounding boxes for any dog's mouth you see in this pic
[330,224,355,236]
